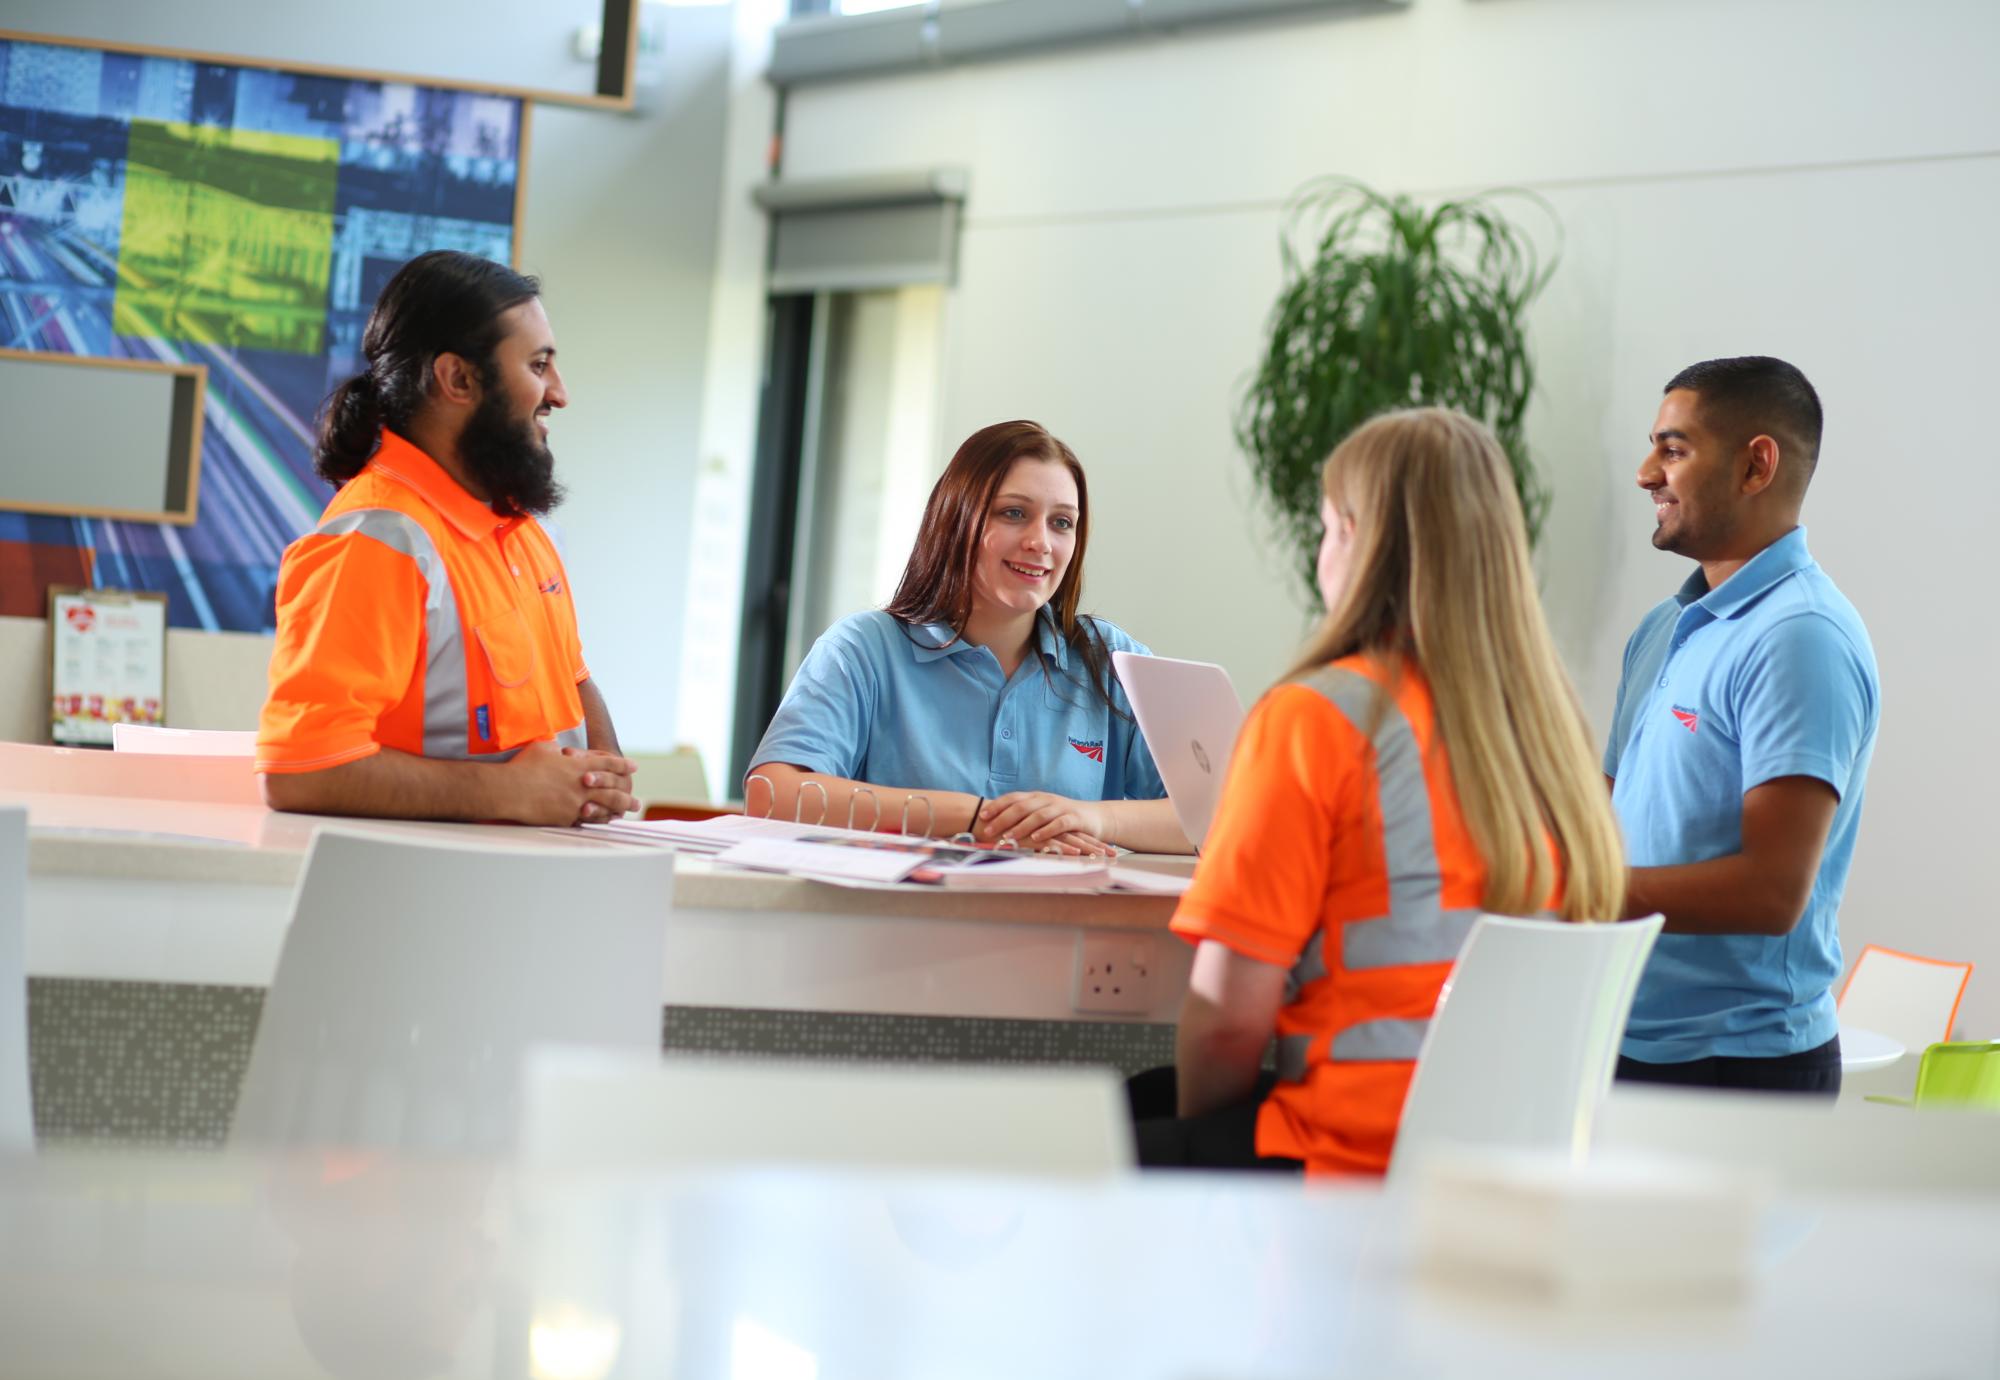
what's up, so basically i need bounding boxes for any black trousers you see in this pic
[1616,1033,1843,1097]
[1127,1066,1304,1172]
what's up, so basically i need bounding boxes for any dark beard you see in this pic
[459,389,564,517]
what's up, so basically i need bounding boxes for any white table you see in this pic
[5,759,1195,1023]
[1840,1025,1906,1074]
[0,1146,1995,1380]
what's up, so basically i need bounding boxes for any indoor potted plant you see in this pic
[1236,179,1559,605]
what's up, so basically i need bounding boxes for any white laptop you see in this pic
[1111,651,1246,851]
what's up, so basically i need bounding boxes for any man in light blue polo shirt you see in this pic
[1605,356,1879,1095]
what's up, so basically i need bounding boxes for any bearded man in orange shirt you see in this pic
[256,251,636,826]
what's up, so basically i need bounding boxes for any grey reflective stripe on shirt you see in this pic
[318,510,587,762]
[317,508,476,760]
[1285,666,1480,1070]
[1294,666,1482,972]
[1284,931,1327,1004]
[1330,1018,1429,1063]
[1275,1032,1314,1083]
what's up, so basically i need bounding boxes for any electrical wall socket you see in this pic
[1073,932,1157,1016]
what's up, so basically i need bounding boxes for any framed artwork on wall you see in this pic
[0,33,527,630]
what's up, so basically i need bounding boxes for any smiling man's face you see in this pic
[1639,388,1744,559]
[459,298,568,516]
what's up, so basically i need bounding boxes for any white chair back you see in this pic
[1391,913,1663,1181]
[1596,1084,2000,1195]
[626,746,712,806]
[232,829,672,1154]
[521,1047,1133,1178]
[0,808,30,1149]
[1837,944,1974,1051]
[111,724,258,756]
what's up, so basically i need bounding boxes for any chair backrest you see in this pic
[1837,944,1974,1050]
[520,1047,1134,1177]
[1596,1084,2000,1194]
[0,808,31,1149]
[1390,913,1663,1181]
[1912,1041,2000,1108]
[110,724,258,756]
[231,828,673,1155]
[626,746,712,807]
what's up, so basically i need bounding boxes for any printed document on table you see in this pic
[713,830,1028,882]
[1103,865,1194,896]
[938,861,1196,894]
[575,816,1198,894]
[937,857,1111,890]
[578,815,888,854]
[712,837,927,883]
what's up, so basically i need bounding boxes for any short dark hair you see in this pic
[1664,355,1823,487]
[314,250,541,486]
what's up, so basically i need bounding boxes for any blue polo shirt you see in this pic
[750,609,1169,805]
[1605,526,1879,1063]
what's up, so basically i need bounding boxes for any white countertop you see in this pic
[10,787,1188,930]
[6,755,1199,1017]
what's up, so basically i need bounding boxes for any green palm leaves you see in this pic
[1236,179,1559,604]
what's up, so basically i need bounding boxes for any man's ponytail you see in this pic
[314,372,386,487]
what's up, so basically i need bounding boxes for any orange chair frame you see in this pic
[1837,943,1975,1044]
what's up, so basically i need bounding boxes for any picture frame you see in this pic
[0,6,639,112]
[46,585,169,747]
[0,349,207,526]
[0,31,531,632]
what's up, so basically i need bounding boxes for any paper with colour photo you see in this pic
[712,837,927,883]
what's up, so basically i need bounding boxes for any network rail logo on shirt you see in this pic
[1670,705,1700,734]
[1069,736,1105,762]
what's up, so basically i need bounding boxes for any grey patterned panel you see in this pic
[30,979,261,1149]
[27,979,1173,1148]
[660,1006,1173,1075]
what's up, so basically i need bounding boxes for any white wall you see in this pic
[765,0,2000,1029]
[0,2,735,756]
[524,2,733,753]
[672,0,786,798]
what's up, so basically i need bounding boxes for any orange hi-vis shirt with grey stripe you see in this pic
[1170,653,1495,1177]
[256,429,589,775]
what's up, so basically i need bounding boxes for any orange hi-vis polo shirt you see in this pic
[1171,653,1495,1177]
[257,429,589,776]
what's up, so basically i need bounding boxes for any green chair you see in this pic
[1865,1040,2000,1109]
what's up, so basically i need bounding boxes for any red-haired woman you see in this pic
[747,420,1191,855]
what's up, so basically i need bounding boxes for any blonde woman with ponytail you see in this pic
[1133,408,1625,1175]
